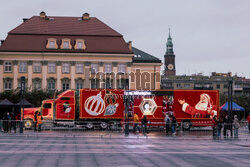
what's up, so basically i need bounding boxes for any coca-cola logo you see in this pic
[84,92,105,116]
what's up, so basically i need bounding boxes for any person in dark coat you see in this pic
[11,112,16,133]
[217,118,223,138]
[223,115,228,137]
[171,115,177,134]
[34,110,38,131]
[212,116,218,138]
[141,115,148,134]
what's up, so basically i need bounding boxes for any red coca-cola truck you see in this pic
[22,89,219,130]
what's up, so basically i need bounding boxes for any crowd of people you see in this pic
[211,113,250,139]
[0,112,17,133]
[132,111,250,137]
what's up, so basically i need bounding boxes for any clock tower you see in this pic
[164,28,176,76]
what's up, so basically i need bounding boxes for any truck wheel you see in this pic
[86,122,94,129]
[24,119,33,129]
[182,121,191,131]
[100,122,108,129]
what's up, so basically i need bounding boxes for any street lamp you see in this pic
[20,76,25,133]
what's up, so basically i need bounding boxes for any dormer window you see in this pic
[74,39,86,50]
[49,41,55,48]
[61,38,72,49]
[63,41,69,48]
[46,38,58,49]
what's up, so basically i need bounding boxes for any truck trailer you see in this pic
[22,89,219,130]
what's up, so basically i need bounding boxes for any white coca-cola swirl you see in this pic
[84,92,105,116]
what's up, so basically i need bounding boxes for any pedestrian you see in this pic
[141,115,148,135]
[11,112,16,133]
[212,115,217,138]
[2,112,8,132]
[171,115,177,134]
[34,110,38,131]
[6,112,11,133]
[37,111,43,132]
[217,118,223,138]
[228,117,233,137]
[233,115,240,138]
[164,113,170,135]
[247,114,250,133]
[133,112,140,133]
[223,115,231,137]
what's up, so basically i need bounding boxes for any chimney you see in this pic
[40,11,46,19]
[0,40,4,45]
[82,13,90,20]
[23,18,28,22]
[127,41,132,51]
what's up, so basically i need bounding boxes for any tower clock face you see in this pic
[167,64,174,70]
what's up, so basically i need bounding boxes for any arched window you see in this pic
[3,78,12,90]
[90,79,99,89]
[32,78,41,90]
[62,78,70,91]
[47,78,56,91]
[75,78,84,90]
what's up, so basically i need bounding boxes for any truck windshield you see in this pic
[43,103,51,109]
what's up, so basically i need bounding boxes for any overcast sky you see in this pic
[1,0,250,77]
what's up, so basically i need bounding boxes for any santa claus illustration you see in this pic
[178,93,217,118]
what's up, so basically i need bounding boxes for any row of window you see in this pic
[3,61,126,74]
[47,38,86,50]
[175,83,228,89]
[3,78,127,91]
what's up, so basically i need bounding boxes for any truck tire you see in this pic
[182,120,191,131]
[100,122,108,129]
[86,122,94,129]
[24,119,33,129]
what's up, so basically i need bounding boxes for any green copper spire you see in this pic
[166,27,173,54]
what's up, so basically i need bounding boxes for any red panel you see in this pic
[173,90,219,119]
[55,90,75,120]
[80,89,124,119]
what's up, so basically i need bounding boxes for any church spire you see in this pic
[166,27,174,54]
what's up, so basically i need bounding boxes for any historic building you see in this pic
[0,12,161,92]
[164,28,176,77]
[161,72,250,97]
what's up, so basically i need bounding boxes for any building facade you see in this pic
[161,72,250,97]
[0,12,161,92]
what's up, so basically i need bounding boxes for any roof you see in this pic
[132,47,161,63]
[0,99,14,106]
[0,15,132,54]
[220,102,245,111]
[9,16,122,36]
[15,99,33,107]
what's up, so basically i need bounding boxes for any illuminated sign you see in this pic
[139,98,157,115]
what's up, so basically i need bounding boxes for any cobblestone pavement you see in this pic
[0,131,249,167]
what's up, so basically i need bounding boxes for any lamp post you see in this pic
[20,76,25,133]
[228,79,233,120]
[124,91,129,136]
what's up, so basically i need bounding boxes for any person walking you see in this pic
[37,111,43,132]
[223,115,229,138]
[212,115,218,138]
[34,110,38,131]
[247,114,250,133]
[141,115,148,135]
[6,112,11,133]
[133,112,140,133]
[217,118,223,138]
[171,115,177,134]
[164,113,170,135]
[11,112,16,133]
[233,115,240,138]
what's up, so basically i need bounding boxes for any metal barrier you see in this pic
[0,120,248,140]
